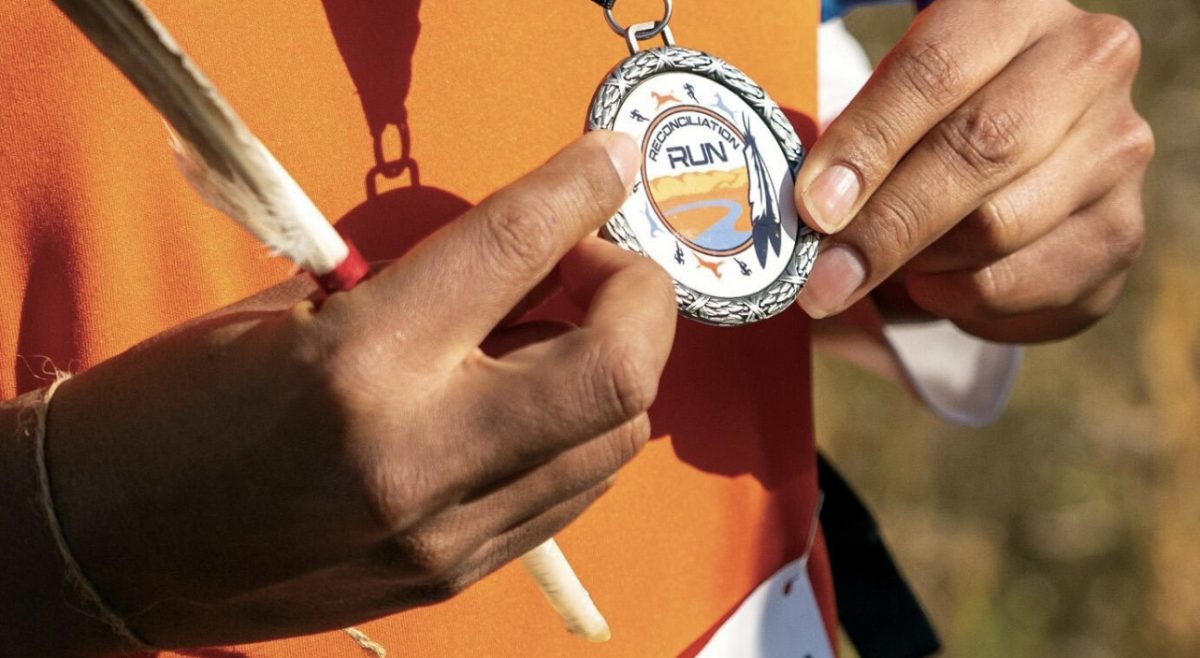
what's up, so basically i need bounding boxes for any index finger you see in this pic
[795,0,1059,234]
[343,131,639,363]
[796,9,1139,318]
[445,238,676,489]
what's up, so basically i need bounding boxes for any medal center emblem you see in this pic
[643,106,753,258]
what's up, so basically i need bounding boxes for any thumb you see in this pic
[334,131,639,364]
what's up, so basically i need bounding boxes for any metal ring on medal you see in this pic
[587,47,819,326]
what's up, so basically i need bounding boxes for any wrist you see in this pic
[0,385,148,657]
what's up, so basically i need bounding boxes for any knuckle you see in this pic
[836,107,906,189]
[349,423,451,537]
[890,38,965,109]
[276,298,344,371]
[272,325,451,538]
[317,339,379,405]
[603,414,652,469]
[937,105,1027,179]
[636,258,679,312]
[970,195,1022,258]
[858,189,926,258]
[628,412,653,446]
[1081,297,1116,326]
[1056,286,1122,335]
[584,330,658,423]
[569,163,622,223]
[1103,210,1145,268]
[589,476,618,501]
[361,462,439,534]
[480,191,559,275]
[410,568,478,605]
[1081,278,1126,322]
[971,260,1020,316]
[1118,115,1156,167]
[372,529,465,581]
[1082,13,1142,74]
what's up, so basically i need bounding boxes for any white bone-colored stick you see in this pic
[521,539,611,642]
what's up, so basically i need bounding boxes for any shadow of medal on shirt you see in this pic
[321,0,472,260]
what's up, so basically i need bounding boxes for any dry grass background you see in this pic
[818,2,1200,656]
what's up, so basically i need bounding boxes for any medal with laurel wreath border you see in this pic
[587,46,819,326]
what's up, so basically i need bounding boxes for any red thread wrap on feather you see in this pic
[316,238,369,293]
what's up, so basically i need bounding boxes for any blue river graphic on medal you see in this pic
[587,4,819,326]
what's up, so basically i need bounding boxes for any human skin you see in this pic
[797,0,1153,342]
[0,132,677,655]
[0,1,1154,651]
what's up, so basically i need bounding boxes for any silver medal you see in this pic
[587,0,818,326]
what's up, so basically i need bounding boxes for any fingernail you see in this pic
[797,243,867,319]
[803,164,860,234]
[599,131,641,188]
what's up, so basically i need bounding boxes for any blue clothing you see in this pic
[821,0,933,22]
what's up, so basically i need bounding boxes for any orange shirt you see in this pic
[0,1,826,656]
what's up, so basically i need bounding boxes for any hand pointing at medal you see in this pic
[23,133,675,653]
[795,0,1152,341]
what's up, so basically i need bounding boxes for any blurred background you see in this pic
[817,2,1200,657]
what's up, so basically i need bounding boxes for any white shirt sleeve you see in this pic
[817,18,1021,427]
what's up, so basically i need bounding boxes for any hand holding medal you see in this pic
[49,0,621,646]
[46,0,817,649]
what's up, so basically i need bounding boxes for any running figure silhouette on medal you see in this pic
[587,0,819,326]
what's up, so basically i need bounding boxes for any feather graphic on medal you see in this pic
[742,114,782,268]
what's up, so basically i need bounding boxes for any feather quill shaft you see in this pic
[52,0,609,643]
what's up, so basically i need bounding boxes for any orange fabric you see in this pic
[0,1,825,656]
